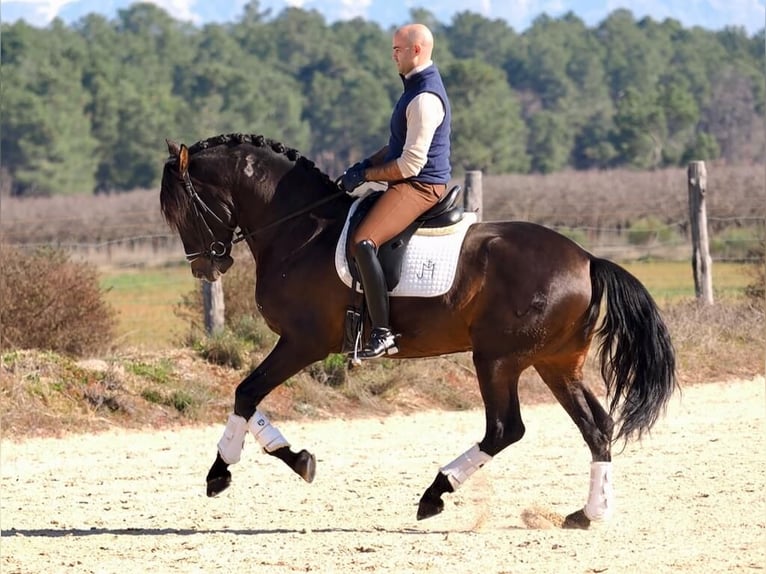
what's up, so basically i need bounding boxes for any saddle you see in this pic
[341,185,465,357]
[344,185,464,290]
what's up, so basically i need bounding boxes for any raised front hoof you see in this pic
[295,449,316,483]
[206,470,231,497]
[563,509,591,530]
[206,454,231,497]
[416,494,445,521]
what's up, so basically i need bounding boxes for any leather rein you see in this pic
[180,169,347,262]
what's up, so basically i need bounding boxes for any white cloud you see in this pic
[3,0,763,33]
[140,0,199,23]
[3,0,78,25]
[602,0,765,30]
[338,0,373,20]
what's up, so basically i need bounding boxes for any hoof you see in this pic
[563,509,591,530]
[416,494,444,521]
[295,449,316,483]
[206,453,231,497]
[206,470,231,497]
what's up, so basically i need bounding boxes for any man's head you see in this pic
[392,23,434,76]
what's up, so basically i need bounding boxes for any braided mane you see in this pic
[188,133,333,186]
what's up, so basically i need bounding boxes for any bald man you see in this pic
[340,23,452,359]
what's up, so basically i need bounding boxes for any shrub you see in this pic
[0,244,116,356]
[175,244,277,360]
[745,238,765,305]
[627,216,677,246]
[307,354,348,387]
[710,226,762,261]
[197,331,246,369]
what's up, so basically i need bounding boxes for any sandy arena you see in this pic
[2,377,764,573]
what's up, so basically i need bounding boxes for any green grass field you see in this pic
[623,261,753,302]
[100,261,755,349]
[101,265,197,349]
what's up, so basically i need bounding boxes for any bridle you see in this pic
[180,170,237,263]
[179,167,347,263]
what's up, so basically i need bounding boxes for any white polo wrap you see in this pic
[440,443,492,490]
[217,413,248,465]
[583,461,614,521]
[248,409,290,453]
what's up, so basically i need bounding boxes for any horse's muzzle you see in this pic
[191,255,234,281]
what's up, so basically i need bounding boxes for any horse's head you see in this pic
[161,140,236,282]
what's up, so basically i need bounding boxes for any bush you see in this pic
[627,216,677,246]
[745,238,765,305]
[307,354,348,387]
[0,244,116,356]
[175,243,277,360]
[197,331,246,369]
[711,226,762,261]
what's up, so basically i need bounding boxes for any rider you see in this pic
[340,23,452,360]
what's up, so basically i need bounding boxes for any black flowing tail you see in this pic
[589,257,678,443]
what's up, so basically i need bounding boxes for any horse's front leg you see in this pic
[206,337,322,497]
[417,358,524,520]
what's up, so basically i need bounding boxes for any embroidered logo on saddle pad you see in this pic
[334,196,477,297]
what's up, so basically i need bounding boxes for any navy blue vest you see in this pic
[385,65,451,184]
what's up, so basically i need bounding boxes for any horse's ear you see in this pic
[166,139,180,157]
[178,144,189,174]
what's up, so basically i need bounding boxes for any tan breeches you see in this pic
[351,180,446,255]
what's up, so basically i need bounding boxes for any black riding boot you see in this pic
[354,239,398,359]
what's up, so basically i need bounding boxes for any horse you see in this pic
[160,133,677,529]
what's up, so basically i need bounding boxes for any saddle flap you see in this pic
[336,191,477,298]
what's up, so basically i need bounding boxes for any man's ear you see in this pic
[179,144,189,174]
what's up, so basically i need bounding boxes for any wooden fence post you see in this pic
[464,170,483,221]
[687,161,714,305]
[203,280,225,335]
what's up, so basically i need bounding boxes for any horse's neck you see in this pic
[238,179,348,264]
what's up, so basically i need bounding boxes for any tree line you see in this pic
[2,1,763,196]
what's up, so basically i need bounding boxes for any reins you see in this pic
[180,167,347,261]
[231,186,347,245]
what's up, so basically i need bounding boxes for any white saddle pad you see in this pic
[334,195,477,298]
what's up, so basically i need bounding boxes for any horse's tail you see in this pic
[589,257,678,443]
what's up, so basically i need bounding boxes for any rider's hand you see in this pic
[340,160,370,192]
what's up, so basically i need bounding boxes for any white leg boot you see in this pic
[248,409,290,453]
[583,461,614,521]
[217,413,248,464]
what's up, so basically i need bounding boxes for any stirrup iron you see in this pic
[357,327,399,360]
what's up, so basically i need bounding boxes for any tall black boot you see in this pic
[354,239,398,359]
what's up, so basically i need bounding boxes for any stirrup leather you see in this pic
[357,327,399,359]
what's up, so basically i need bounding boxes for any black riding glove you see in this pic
[340,159,370,192]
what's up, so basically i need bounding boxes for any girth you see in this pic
[345,185,464,291]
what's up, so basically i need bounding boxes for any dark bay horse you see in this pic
[160,133,677,529]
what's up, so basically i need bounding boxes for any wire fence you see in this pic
[5,217,763,270]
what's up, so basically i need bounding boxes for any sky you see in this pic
[2,0,765,35]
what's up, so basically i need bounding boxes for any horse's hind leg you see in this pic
[535,363,614,529]
[417,356,525,520]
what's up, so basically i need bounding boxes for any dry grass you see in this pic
[2,292,763,440]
